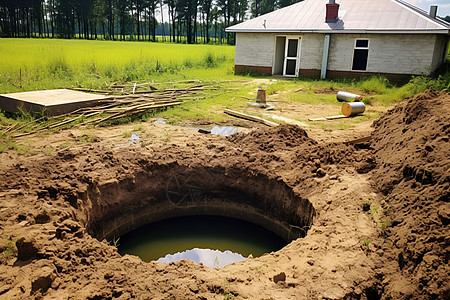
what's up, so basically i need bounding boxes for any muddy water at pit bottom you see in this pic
[118,215,286,268]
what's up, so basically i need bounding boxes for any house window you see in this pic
[352,39,369,71]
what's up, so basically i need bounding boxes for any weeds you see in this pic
[362,97,371,105]
[0,136,29,154]
[362,201,380,215]
[0,240,17,263]
[204,53,217,68]
[368,205,379,215]
[43,147,53,155]
[77,132,98,143]
[359,76,390,94]
[363,239,372,247]
[162,130,170,142]
[363,201,388,229]
[224,293,236,300]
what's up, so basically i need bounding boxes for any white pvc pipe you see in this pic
[320,34,330,80]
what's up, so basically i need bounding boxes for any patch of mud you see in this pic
[0,90,448,299]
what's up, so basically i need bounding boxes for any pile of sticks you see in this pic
[71,79,239,95]
[5,81,227,138]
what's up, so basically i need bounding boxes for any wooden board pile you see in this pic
[3,80,232,138]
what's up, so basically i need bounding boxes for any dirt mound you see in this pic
[228,124,317,152]
[371,89,449,195]
[370,89,450,298]
[227,124,373,187]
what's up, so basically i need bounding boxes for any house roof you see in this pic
[226,0,450,34]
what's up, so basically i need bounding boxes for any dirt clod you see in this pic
[314,168,326,177]
[34,212,50,224]
[273,272,286,284]
[16,237,38,261]
[31,267,54,294]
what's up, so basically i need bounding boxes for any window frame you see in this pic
[351,38,370,71]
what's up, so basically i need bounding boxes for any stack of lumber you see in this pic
[4,81,226,138]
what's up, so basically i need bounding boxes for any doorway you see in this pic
[273,36,301,77]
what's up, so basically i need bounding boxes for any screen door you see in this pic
[283,38,300,77]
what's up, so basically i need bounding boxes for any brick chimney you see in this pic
[429,6,438,18]
[326,0,340,23]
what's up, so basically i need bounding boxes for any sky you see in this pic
[404,0,450,17]
[153,0,450,23]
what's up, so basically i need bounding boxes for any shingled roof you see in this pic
[226,0,450,34]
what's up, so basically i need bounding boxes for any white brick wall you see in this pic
[234,32,441,75]
[298,34,324,70]
[235,33,276,67]
[328,34,437,75]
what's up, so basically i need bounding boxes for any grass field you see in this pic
[0,38,236,93]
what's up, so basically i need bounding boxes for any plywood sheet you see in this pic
[0,89,108,116]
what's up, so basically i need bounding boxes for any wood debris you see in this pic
[224,109,278,127]
[5,80,231,138]
[308,115,347,121]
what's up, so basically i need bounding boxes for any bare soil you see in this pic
[0,89,448,299]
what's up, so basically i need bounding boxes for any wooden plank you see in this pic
[240,96,258,101]
[2,123,19,134]
[308,117,327,121]
[69,88,113,94]
[308,115,347,121]
[224,109,278,127]
[325,115,347,120]
[344,136,372,145]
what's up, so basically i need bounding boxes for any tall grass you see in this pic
[355,74,450,105]
[0,38,235,93]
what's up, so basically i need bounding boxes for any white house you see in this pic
[226,0,450,81]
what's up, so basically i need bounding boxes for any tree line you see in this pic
[0,0,301,44]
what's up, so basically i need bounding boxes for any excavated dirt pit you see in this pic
[84,164,315,267]
[84,164,315,244]
[0,89,449,299]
